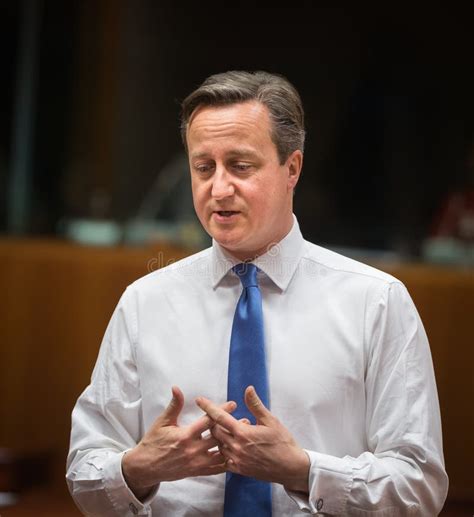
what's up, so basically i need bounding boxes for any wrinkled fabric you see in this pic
[66,216,448,516]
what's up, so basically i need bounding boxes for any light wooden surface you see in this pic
[0,238,472,503]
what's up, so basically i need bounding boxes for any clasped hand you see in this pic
[197,385,309,493]
[122,385,309,500]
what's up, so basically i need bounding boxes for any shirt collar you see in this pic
[210,214,306,291]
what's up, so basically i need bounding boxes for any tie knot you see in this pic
[233,263,258,288]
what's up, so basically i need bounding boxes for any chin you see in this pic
[209,227,240,244]
[213,235,245,254]
[214,236,240,251]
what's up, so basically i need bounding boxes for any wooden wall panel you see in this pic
[0,239,189,483]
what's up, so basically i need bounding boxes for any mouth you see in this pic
[215,211,239,217]
[212,210,241,222]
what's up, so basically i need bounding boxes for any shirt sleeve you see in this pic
[66,288,158,516]
[287,281,448,516]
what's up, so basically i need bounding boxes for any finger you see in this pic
[207,449,226,461]
[190,452,228,477]
[210,423,232,437]
[196,397,240,434]
[188,414,214,436]
[189,400,237,436]
[211,400,237,425]
[218,445,231,461]
[225,458,239,474]
[199,434,220,452]
[239,418,251,425]
[211,424,235,447]
[205,450,228,472]
[244,386,272,424]
[156,386,184,427]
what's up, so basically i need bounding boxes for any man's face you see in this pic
[186,101,302,261]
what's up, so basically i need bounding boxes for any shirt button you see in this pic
[129,502,139,515]
[316,498,324,511]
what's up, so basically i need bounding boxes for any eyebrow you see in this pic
[190,149,260,161]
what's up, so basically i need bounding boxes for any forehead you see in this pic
[186,101,274,151]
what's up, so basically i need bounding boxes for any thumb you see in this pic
[244,386,272,424]
[157,386,184,427]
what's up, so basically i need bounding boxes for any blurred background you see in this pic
[0,2,472,515]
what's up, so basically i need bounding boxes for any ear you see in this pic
[286,150,303,191]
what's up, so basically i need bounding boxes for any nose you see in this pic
[211,168,235,200]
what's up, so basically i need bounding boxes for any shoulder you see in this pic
[126,246,213,296]
[301,240,402,289]
[300,242,418,333]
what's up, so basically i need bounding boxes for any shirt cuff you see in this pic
[102,450,159,516]
[286,449,353,515]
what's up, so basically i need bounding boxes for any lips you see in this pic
[216,211,238,216]
[212,210,241,223]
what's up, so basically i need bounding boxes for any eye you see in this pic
[193,163,214,175]
[232,163,252,173]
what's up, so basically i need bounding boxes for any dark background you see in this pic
[1,2,473,257]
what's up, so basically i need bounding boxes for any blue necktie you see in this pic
[224,263,272,516]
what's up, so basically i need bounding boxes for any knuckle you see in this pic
[178,437,193,452]
[185,445,201,463]
[175,434,186,448]
[214,413,225,426]
[181,428,193,442]
[233,426,245,439]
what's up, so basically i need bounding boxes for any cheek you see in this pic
[255,184,284,213]
[247,198,274,228]
[191,183,206,209]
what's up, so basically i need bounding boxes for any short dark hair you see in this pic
[180,70,305,164]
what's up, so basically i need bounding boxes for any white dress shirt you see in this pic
[66,217,448,516]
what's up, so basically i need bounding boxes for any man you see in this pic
[66,71,448,515]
